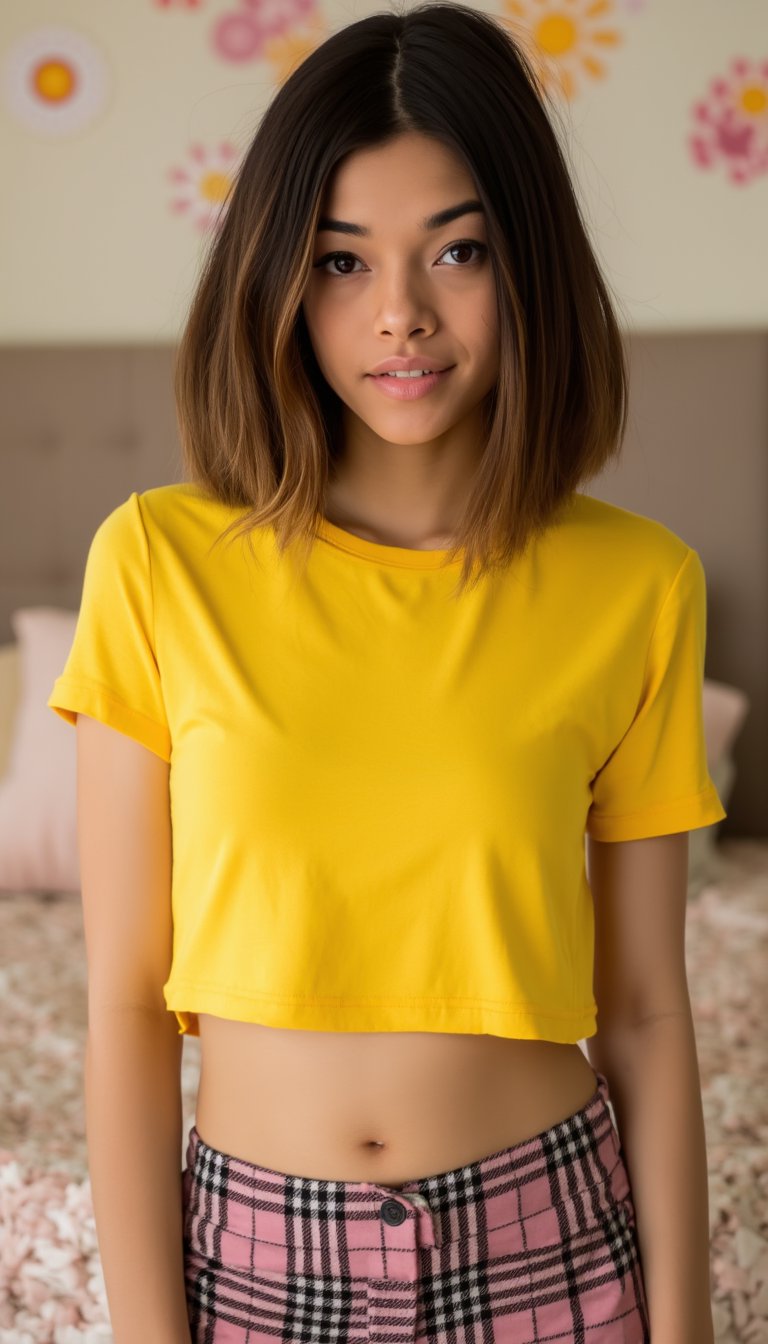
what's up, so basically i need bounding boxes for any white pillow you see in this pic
[0,608,79,893]
[701,679,750,768]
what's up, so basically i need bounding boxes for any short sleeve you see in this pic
[47,492,171,762]
[585,546,727,842]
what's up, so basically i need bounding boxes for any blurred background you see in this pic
[0,2,765,1341]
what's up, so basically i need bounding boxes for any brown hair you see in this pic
[173,0,629,599]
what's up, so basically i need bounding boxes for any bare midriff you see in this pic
[193,1017,599,1186]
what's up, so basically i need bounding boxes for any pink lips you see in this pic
[368,367,454,401]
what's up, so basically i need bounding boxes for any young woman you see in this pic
[48,4,726,1341]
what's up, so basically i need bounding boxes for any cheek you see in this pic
[479,282,500,334]
[304,295,344,347]
[472,304,500,361]
[450,276,498,339]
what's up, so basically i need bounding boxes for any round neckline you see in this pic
[315,516,465,569]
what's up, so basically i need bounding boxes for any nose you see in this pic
[374,267,436,340]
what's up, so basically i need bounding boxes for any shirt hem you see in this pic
[47,675,172,762]
[585,781,726,842]
[165,988,598,1044]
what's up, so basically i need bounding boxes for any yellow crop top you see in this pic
[47,484,727,1042]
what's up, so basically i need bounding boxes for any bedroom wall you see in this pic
[1,1,766,340]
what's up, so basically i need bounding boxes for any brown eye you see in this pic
[313,252,362,275]
[439,241,486,266]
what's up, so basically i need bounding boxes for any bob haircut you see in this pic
[174,0,630,599]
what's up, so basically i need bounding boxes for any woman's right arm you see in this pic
[76,711,192,1344]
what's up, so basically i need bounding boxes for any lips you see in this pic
[367,366,454,400]
[367,357,454,375]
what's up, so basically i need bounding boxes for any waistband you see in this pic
[183,1070,630,1282]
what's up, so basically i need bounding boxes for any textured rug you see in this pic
[1,837,766,1343]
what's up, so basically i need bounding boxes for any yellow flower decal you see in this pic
[2,25,110,137]
[501,0,622,100]
[262,10,328,86]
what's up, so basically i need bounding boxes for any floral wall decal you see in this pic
[163,0,325,236]
[261,9,328,84]
[167,140,241,232]
[501,0,624,101]
[2,26,110,138]
[0,0,764,337]
[211,0,319,65]
[689,57,768,186]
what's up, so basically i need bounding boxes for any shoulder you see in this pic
[135,482,217,532]
[564,492,690,568]
[552,492,694,598]
[532,493,702,638]
[95,482,235,550]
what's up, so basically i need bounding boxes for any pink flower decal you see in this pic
[211,0,317,64]
[689,57,768,185]
[167,140,242,233]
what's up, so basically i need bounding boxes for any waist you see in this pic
[192,1019,598,1183]
[183,1068,625,1284]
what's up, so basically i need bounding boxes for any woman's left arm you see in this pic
[585,830,715,1344]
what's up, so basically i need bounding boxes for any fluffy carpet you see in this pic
[1,837,766,1343]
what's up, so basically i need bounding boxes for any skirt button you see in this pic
[381,1198,407,1226]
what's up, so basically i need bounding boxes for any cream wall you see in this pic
[1,0,767,344]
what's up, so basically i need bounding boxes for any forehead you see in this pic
[320,133,478,220]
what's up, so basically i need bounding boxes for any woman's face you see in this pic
[301,131,499,448]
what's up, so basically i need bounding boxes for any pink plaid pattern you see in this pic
[182,1069,650,1342]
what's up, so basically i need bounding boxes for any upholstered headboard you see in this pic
[0,338,764,836]
[1,347,181,643]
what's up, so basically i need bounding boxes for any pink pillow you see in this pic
[0,642,21,780]
[0,608,79,893]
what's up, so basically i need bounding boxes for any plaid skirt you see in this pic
[181,1068,650,1343]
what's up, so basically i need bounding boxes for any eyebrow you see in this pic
[316,198,485,237]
